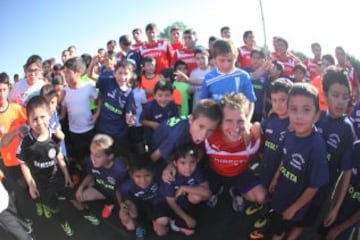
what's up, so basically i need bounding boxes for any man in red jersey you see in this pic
[139,23,174,74]
[236,30,256,69]
[304,42,322,81]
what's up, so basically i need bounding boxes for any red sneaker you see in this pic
[101,204,114,219]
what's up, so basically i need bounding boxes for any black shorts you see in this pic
[68,128,95,163]
[36,174,75,210]
[267,211,296,236]
[133,198,170,222]
[206,167,260,194]
[92,184,116,204]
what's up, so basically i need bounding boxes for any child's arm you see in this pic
[53,128,65,141]
[57,153,72,187]
[75,174,94,202]
[175,182,211,200]
[282,187,318,220]
[20,162,39,199]
[166,197,196,228]
[0,126,24,148]
[326,210,360,240]
[324,170,352,227]
[269,161,282,193]
[87,56,100,81]
[141,119,160,129]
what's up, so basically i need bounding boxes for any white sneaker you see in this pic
[229,187,244,212]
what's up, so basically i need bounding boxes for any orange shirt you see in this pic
[0,103,27,167]
[172,88,182,106]
[140,74,160,101]
[310,75,328,111]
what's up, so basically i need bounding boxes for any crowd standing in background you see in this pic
[0,23,359,240]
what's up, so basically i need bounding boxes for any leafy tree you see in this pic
[158,21,188,42]
[347,54,360,80]
[291,50,308,62]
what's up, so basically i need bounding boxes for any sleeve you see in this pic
[125,90,135,114]
[140,90,147,104]
[308,138,329,188]
[90,84,99,100]
[242,73,257,102]
[16,138,27,163]
[340,122,357,170]
[166,41,175,67]
[163,182,175,198]
[200,76,209,99]
[17,105,27,124]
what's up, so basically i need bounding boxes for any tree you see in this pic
[158,21,188,42]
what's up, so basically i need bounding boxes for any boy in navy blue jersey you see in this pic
[351,100,360,138]
[243,49,269,122]
[265,83,329,240]
[320,140,360,240]
[297,66,357,239]
[118,153,170,239]
[75,134,128,219]
[95,61,135,157]
[163,144,211,236]
[140,79,179,145]
[150,98,221,163]
[259,78,293,188]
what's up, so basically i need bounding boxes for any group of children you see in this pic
[0,23,359,240]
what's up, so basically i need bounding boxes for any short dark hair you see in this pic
[142,56,155,65]
[243,30,253,40]
[212,40,237,57]
[119,34,132,47]
[294,63,307,75]
[132,28,142,34]
[322,66,351,95]
[192,99,222,123]
[24,54,42,69]
[154,79,173,94]
[194,48,209,57]
[107,40,116,47]
[40,84,57,98]
[64,57,86,74]
[220,26,230,33]
[0,72,10,85]
[128,152,154,174]
[174,60,187,71]
[276,37,288,49]
[250,49,265,59]
[321,54,335,65]
[26,96,50,117]
[288,83,319,112]
[172,143,200,163]
[145,23,157,32]
[270,78,293,95]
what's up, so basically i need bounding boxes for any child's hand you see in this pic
[29,185,40,199]
[76,188,84,202]
[174,70,189,82]
[184,216,197,228]
[65,176,74,188]
[250,122,261,140]
[18,124,29,138]
[175,186,187,198]
[162,164,176,184]
[323,207,339,227]
[125,113,136,127]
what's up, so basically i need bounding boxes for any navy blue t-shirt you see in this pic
[96,77,135,138]
[150,117,192,161]
[259,115,290,187]
[119,178,163,205]
[162,167,206,208]
[141,99,179,143]
[271,129,329,221]
[98,70,115,81]
[244,67,269,117]
[351,103,360,139]
[86,157,128,198]
[316,111,356,185]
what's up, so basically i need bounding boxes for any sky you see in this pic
[0,0,358,79]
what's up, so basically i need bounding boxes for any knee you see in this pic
[188,194,202,204]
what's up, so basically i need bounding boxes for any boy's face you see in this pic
[54,85,65,104]
[215,53,236,74]
[326,83,350,118]
[288,95,317,137]
[154,89,172,108]
[174,155,197,177]
[175,64,187,74]
[183,33,195,49]
[131,169,153,189]
[146,29,156,43]
[244,33,255,46]
[189,115,218,144]
[25,63,42,85]
[0,83,10,105]
[294,69,305,82]
[90,144,112,168]
[28,106,50,136]
[195,53,209,69]
[221,105,248,143]
[133,31,142,43]
[221,30,231,39]
[143,61,155,75]
[114,66,131,86]
[171,30,182,42]
[63,67,80,86]
[104,56,116,69]
[271,91,288,119]
[44,95,58,114]
[250,53,264,69]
